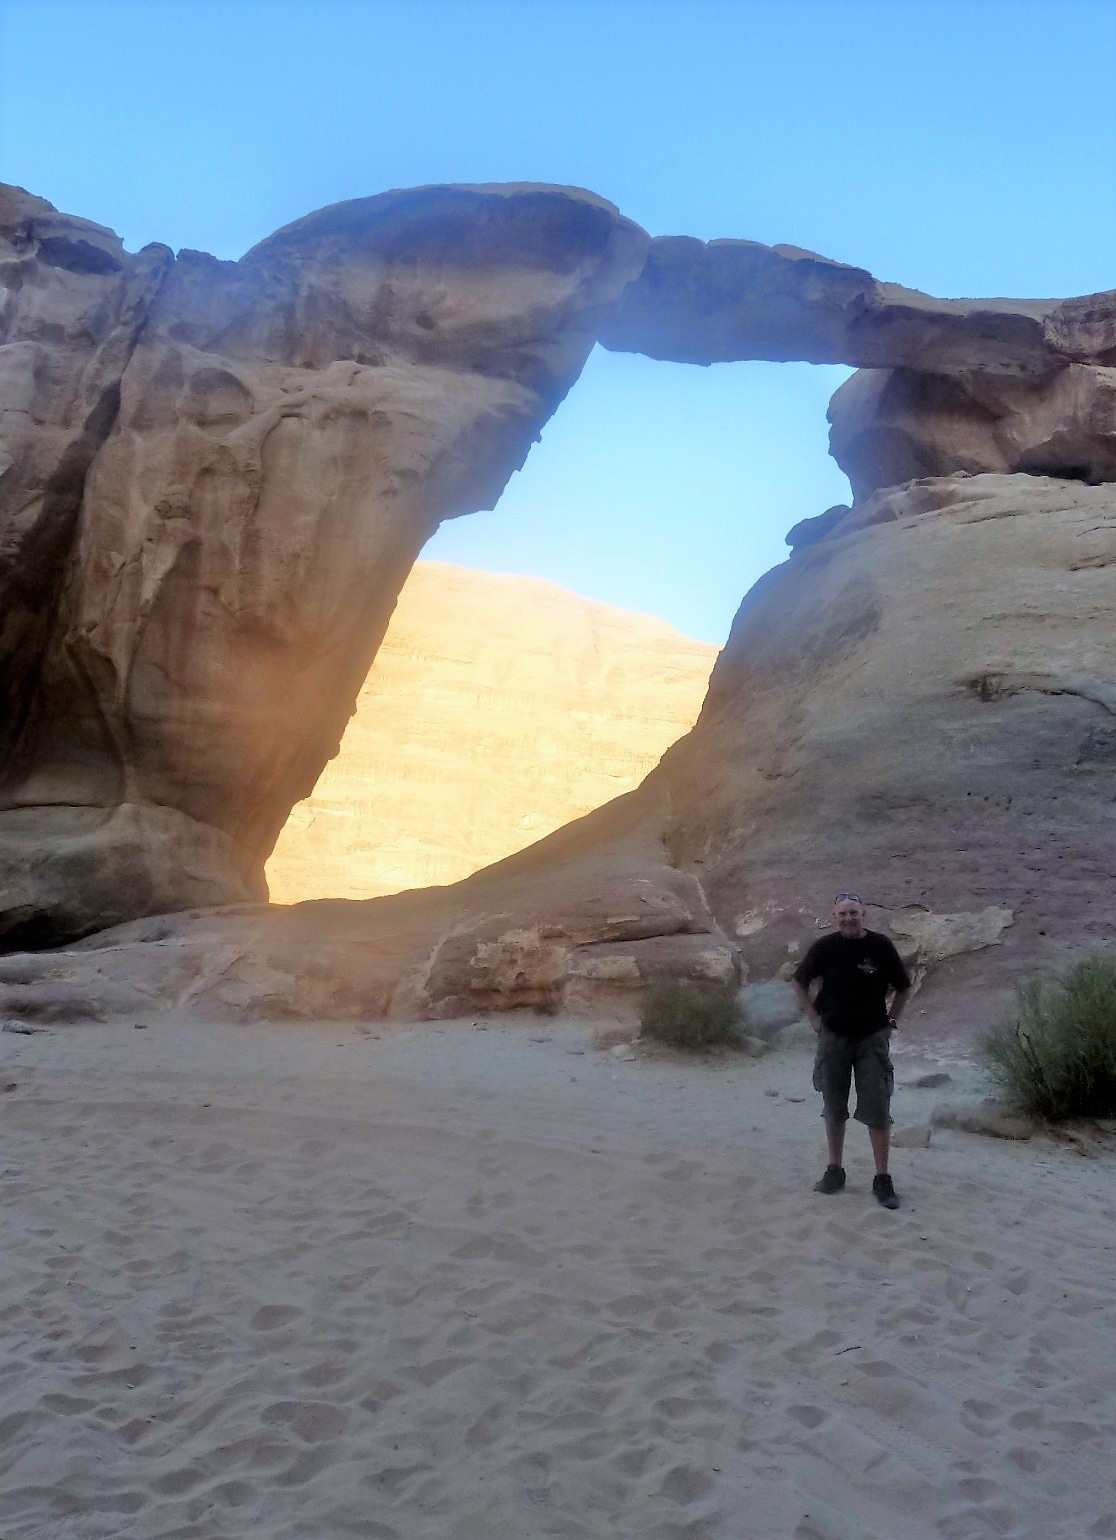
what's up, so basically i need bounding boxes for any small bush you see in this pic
[639,979,743,1052]
[980,953,1116,1120]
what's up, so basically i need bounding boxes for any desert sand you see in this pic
[1,1015,1114,1540]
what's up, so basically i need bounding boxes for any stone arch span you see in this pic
[1,178,1113,957]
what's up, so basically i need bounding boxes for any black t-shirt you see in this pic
[792,930,911,1039]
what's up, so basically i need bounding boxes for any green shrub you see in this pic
[979,953,1116,1120]
[639,979,743,1052]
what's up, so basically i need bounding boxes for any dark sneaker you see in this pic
[873,1173,900,1210]
[813,1164,846,1195]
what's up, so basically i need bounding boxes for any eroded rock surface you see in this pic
[0,783,736,1022]
[658,472,1115,1028]
[1,183,648,944]
[265,561,718,902]
[829,363,1116,502]
[599,236,1116,376]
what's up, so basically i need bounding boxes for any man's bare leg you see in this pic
[869,1125,889,1175]
[826,1120,846,1168]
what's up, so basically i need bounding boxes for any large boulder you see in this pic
[0,184,648,944]
[829,363,1116,502]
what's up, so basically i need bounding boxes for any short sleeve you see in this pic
[792,940,822,988]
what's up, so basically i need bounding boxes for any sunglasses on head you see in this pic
[834,892,862,905]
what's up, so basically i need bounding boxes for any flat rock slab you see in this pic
[932,1103,1038,1141]
[891,1125,933,1149]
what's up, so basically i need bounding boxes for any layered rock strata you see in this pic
[265,562,718,902]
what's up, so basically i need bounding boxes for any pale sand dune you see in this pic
[1,1017,1114,1540]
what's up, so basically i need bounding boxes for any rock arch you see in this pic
[1,180,1113,1023]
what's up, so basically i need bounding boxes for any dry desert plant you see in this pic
[639,979,743,1052]
[980,953,1116,1120]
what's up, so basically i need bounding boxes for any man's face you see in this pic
[834,899,866,937]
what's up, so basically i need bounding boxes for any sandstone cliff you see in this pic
[265,562,718,902]
[659,472,1115,1022]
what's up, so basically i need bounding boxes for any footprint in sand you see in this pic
[249,1303,303,1331]
[261,1398,347,1443]
[207,1478,257,1508]
[960,1397,1002,1429]
[658,1461,715,1504]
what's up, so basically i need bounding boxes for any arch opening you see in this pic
[264,348,853,904]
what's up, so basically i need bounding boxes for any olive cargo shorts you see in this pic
[812,1027,894,1129]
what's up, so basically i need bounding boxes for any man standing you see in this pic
[792,893,911,1209]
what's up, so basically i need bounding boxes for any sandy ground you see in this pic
[1,1013,1114,1540]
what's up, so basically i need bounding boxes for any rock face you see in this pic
[828,363,1116,502]
[4,472,1110,1031]
[656,472,1115,1025]
[265,561,718,902]
[0,183,648,945]
[2,177,1114,1016]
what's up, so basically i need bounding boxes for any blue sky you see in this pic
[2,0,1113,642]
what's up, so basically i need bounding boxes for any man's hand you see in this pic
[793,980,821,1034]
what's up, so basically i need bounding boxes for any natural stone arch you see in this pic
[1,178,1114,955]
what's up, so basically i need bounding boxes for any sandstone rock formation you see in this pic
[0,473,1111,1030]
[2,178,1113,1031]
[598,236,1116,375]
[599,234,1116,503]
[265,561,718,902]
[0,183,648,945]
[0,781,738,1023]
[828,363,1116,503]
[657,472,1115,1028]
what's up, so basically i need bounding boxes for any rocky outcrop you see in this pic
[657,472,1115,1028]
[599,234,1116,504]
[265,561,717,902]
[828,363,1116,502]
[0,783,736,1022]
[0,184,648,945]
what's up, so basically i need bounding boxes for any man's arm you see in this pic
[793,978,823,1034]
[888,987,910,1029]
[883,937,913,1028]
